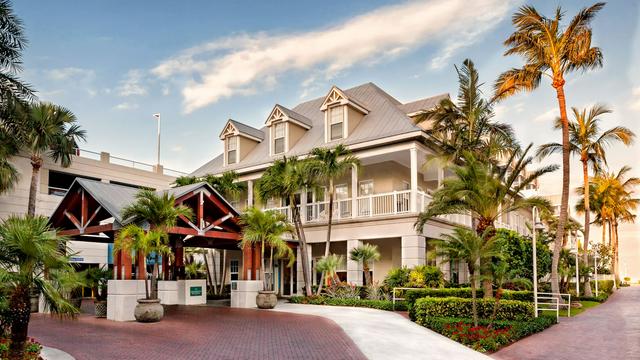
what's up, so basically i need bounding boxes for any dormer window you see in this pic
[329,106,344,140]
[273,122,285,154]
[226,136,237,164]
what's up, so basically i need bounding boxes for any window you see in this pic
[273,122,285,154]
[329,106,344,140]
[359,180,374,196]
[226,136,237,164]
[47,170,100,196]
[335,184,349,200]
[230,260,239,281]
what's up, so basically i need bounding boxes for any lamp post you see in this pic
[594,252,599,297]
[153,113,161,165]
[571,236,579,297]
[531,206,545,318]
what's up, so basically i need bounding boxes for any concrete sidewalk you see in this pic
[272,302,490,360]
[41,346,75,360]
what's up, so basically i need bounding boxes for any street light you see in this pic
[153,113,161,165]
[531,206,545,318]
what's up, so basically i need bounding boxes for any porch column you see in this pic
[351,164,358,218]
[410,145,418,213]
[175,243,184,280]
[301,190,308,224]
[247,180,254,207]
[122,251,133,280]
[346,239,363,286]
[242,244,254,280]
[401,235,426,268]
[161,254,168,280]
[296,246,312,294]
[136,251,146,280]
[252,244,262,280]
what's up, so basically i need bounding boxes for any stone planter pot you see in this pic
[256,291,277,309]
[94,300,107,318]
[134,299,164,323]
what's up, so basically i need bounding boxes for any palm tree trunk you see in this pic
[8,284,30,360]
[27,156,43,217]
[219,250,228,295]
[204,250,215,294]
[550,81,570,300]
[317,181,335,295]
[269,247,274,292]
[260,240,266,291]
[613,220,620,288]
[488,287,503,329]
[475,218,494,299]
[291,197,312,296]
[151,254,160,299]
[581,160,593,297]
[363,264,371,286]
[602,221,606,247]
[471,267,479,327]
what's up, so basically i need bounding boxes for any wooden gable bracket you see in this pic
[62,188,102,235]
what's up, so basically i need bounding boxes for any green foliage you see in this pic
[494,229,552,281]
[324,282,360,300]
[411,297,534,322]
[383,267,411,289]
[85,266,111,301]
[407,265,444,288]
[404,288,533,309]
[289,295,407,311]
[593,280,614,295]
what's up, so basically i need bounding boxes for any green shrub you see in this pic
[288,295,407,311]
[404,288,533,309]
[591,280,614,295]
[411,297,534,322]
[408,265,444,288]
[383,267,411,289]
[577,293,609,303]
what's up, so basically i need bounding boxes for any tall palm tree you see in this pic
[0,126,18,193]
[308,145,359,287]
[239,207,294,292]
[538,105,634,296]
[435,227,500,327]
[12,102,86,216]
[172,175,199,187]
[121,189,193,297]
[417,59,518,163]
[349,243,380,286]
[0,0,33,102]
[256,156,316,296]
[205,170,247,200]
[494,2,605,297]
[415,145,555,297]
[0,215,81,359]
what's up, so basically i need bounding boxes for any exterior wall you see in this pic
[288,122,307,150]
[238,136,259,162]
[347,106,363,136]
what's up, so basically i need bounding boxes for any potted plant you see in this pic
[239,207,295,309]
[87,267,111,318]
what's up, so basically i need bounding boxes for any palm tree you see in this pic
[488,260,532,328]
[415,145,555,297]
[0,127,18,193]
[349,243,380,286]
[435,227,500,326]
[173,175,199,187]
[121,189,193,297]
[239,207,294,292]
[494,2,605,297]
[12,102,86,216]
[316,254,343,293]
[308,144,359,294]
[256,156,316,296]
[0,0,33,102]
[205,170,247,200]
[0,215,81,359]
[538,105,634,296]
[416,59,518,163]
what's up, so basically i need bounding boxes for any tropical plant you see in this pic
[315,254,343,294]
[407,265,444,288]
[0,0,33,101]
[85,266,111,302]
[494,2,605,297]
[256,156,316,296]
[120,189,193,296]
[435,227,501,326]
[0,128,19,194]
[185,261,206,280]
[0,215,81,359]
[172,175,199,187]
[415,145,555,296]
[538,105,634,296]
[494,229,552,283]
[204,171,247,199]
[416,59,518,164]
[349,243,380,286]
[488,261,532,328]
[383,267,411,289]
[239,207,294,292]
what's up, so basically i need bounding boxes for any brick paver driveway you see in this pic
[493,286,640,360]
[29,305,366,360]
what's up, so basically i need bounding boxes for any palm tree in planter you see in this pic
[0,215,82,359]
[349,243,380,286]
[315,254,344,294]
[435,226,500,327]
[239,207,294,309]
[86,266,111,318]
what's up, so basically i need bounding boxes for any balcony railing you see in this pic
[357,190,410,217]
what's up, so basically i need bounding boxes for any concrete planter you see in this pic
[256,291,277,309]
[94,300,107,318]
[134,299,164,323]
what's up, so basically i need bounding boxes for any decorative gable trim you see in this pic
[219,121,238,140]
[219,119,264,143]
[265,104,312,130]
[320,86,369,114]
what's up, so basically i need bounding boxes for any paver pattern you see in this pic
[493,286,640,360]
[29,304,366,360]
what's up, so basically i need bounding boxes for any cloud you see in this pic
[171,145,184,152]
[152,0,514,113]
[114,102,139,110]
[117,69,147,96]
[47,67,95,82]
[533,108,558,123]
[630,86,640,110]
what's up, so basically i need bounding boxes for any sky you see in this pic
[13,1,640,274]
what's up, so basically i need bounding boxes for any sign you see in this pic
[70,256,84,263]
[189,286,202,296]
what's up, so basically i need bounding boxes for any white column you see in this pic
[351,164,358,218]
[401,235,426,268]
[347,239,363,285]
[410,146,418,213]
[247,180,253,207]
[296,246,312,294]
[301,190,308,224]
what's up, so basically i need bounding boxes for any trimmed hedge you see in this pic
[577,293,609,303]
[411,297,534,322]
[289,296,408,311]
[591,280,614,295]
[404,288,533,309]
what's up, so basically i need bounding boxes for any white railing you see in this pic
[537,292,571,319]
[265,206,291,220]
[357,190,411,217]
[306,199,351,223]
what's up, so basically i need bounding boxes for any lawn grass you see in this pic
[559,301,600,317]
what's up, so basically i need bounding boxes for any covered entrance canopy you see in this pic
[49,178,260,280]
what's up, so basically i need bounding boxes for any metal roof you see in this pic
[276,104,313,128]
[228,119,265,141]
[190,82,447,177]
[397,93,448,115]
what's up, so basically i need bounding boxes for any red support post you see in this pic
[114,250,122,280]
[175,245,184,280]
[242,244,253,280]
[252,244,261,281]
[122,251,133,280]
[136,251,146,280]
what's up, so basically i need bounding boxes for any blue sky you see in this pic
[14,0,640,183]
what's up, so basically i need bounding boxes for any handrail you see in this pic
[392,287,425,310]
[537,292,571,318]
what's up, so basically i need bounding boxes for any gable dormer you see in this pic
[320,86,369,143]
[265,104,312,156]
[219,119,264,166]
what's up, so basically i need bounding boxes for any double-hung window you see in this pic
[226,136,237,164]
[274,123,285,154]
[329,106,344,140]
[230,260,239,281]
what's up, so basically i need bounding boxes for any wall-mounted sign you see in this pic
[190,286,202,296]
[70,256,84,263]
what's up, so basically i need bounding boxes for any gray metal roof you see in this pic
[276,104,313,128]
[190,82,447,177]
[397,93,448,115]
[228,119,265,141]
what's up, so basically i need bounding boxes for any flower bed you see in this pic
[0,336,42,360]
[289,295,407,311]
